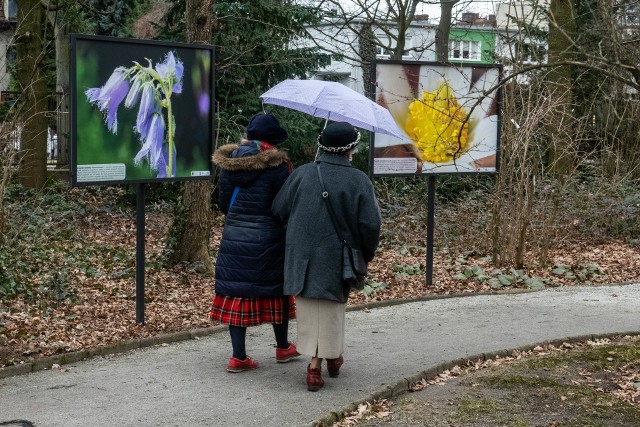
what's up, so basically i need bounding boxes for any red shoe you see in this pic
[306,365,324,391]
[227,356,259,373]
[327,355,344,378]
[276,343,301,363]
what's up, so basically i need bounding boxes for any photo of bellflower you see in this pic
[73,37,213,185]
[85,51,184,178]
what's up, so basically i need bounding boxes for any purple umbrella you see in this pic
[260,79,405,138]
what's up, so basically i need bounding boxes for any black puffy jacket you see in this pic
[212,142,291,298]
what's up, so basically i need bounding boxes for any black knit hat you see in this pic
[246,113,288,145]
[317,122,361,153]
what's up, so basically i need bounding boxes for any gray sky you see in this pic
[416,0,498,21]
[300,1,500,24]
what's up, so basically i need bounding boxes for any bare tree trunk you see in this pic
[358,20,375,98]
[435,0,458,62]
[16,0,48,190]
[167,0,214,274]
[546,0,577,177]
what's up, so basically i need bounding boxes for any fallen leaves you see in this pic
[333,336,639,426]
[404,336,640,412]
[1,187,640,378]
[612,361,640,405]
[332,399,393,426]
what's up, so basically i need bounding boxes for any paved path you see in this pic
[0,284,639,427]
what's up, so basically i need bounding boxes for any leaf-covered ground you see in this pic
[334,336,640,427]
[1,187,639,368]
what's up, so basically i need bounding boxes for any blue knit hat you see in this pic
[246,113,288,145]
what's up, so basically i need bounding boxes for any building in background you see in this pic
[304,15,440,94]
[0,0,17,95]
[449,12,497,63]
[494,0,549,82]
[305,9,503,95]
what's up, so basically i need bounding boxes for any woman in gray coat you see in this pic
[272,122,381,391]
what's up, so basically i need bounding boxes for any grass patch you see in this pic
[479,373,565,389]
[354,338,640,427]
[521,340,640,371]
[443,395,530,426]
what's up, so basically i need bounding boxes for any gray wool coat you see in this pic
[271,153,381,303]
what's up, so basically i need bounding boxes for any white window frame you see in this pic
[375,37,414,60]
[448,40,482,61]
[375,45,391,59]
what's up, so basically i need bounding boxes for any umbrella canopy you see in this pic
[260,79,405,138]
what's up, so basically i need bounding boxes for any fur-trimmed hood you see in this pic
[212,143,289,172]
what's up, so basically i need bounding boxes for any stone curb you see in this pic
[0,282,633,380]
[0,325,227,380]
[306,330,640,427]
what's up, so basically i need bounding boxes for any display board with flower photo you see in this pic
[70,35,214,186]
[372,61,501,176]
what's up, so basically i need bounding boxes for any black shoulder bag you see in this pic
[316,162,367,291]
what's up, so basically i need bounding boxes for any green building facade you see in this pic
[448,27,496,64]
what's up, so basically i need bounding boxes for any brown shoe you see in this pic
[327,355,344,378]
[306,365,324,391]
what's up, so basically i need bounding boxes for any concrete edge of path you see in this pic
[0,324,228,379]
[305,330,640,427]
[0,282,632,380]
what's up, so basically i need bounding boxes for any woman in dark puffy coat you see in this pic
[210,113,300,372]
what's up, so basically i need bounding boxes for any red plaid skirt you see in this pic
[209,295,296,327]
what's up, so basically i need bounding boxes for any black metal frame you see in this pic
[368,59,503,178]
[69,34,216,187]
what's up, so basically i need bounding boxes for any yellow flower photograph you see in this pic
[373,62,501,175]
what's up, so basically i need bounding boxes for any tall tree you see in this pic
[210,0,331,139]
[15,0,49,189]
[545,0,577,176]
[358,20,376,98]
[42,0,94,168]
[572,0,640,165]
[435,0,459,61]
[90,0,127,35]
[162,0,329,270]
[167,0,215,274]
[162,0,330,151]
[14,0,131,176]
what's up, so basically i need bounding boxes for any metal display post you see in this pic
[426,176,436,286]
[135,183,146,325]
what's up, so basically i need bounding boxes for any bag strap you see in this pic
[316,162,347,246]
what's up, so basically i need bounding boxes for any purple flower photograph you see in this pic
[85,51,184,178]
[72,36,214,186]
